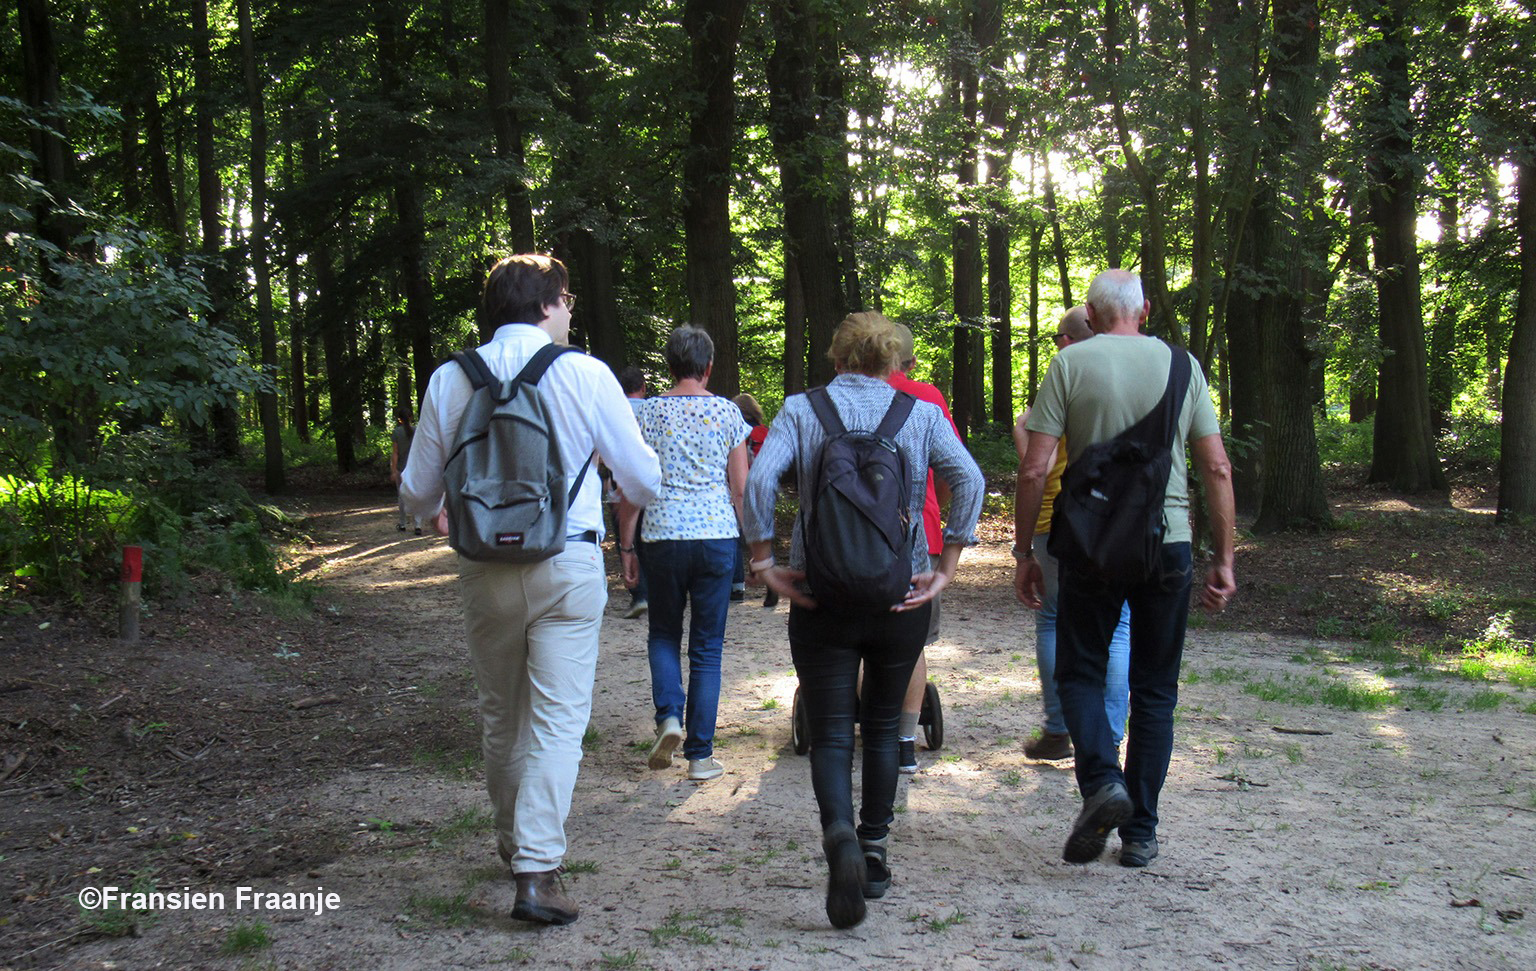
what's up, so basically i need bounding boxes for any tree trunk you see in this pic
[783,247,807,394]
[950,7,984,442]
[767,0,843,389]
[1181,0,1214,367]
[193,0,240,459]
[17,0,80,269]
[303,122,355,473]
[1043,157,1072,309]
[484,0,535,251]
[979,0,1012,426]
[1428,192,1460,433]
[681,0,749,397]
[1499,149,1536,520]
[1366,0,1447,493]
[1248,0,1331,532]
[239,0,284,493]
[546,2,624,363]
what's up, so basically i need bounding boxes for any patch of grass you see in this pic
[1314,617,1351,639]
[1317,681,1393,711]
[1000,770,1023,788]
[413,746,480,779]
[506,947,532,963]
[760,698,779,711]
[434,807,494,841]
[909,909,967,932]
[78,871,159,938]
[1399,685,1447,712]
[582,726,601,749]
[1284,744,1305,764]
[1466,690,1506,711]
[599,951,640,969]
[1423,592,1468,622]
[407,889,475,927]
[563,858,599,874]
[647,910,717,946]
[221,920,272,955]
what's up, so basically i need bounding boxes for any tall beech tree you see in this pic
[681,0,749,397]
[1365,0,1447,493]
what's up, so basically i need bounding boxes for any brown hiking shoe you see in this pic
[512,869,578,926]
[1024,730,1073,761]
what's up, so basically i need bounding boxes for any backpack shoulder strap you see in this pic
[451,349,496,391]
[806,386,847,437]
[875,391,917,440]
[514,343,593,509]
[515,343,581,386]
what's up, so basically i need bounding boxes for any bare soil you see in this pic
[3,478,1534,971]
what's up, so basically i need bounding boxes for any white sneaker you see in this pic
[687,757,723,781]
[648,717,683,770]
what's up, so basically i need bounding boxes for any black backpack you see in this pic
[802,386,918,611]
[1047,345,1192,584]
[441,344,592,563]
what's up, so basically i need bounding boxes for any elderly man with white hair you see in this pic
[1012,269,1236,869]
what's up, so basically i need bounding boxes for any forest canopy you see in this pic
[4,0,1535,596]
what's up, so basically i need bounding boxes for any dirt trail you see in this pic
[48,496,1536,970]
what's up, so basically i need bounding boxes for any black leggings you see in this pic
[789,602,931,841]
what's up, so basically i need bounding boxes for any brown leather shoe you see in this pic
[511,869,579,926]
[1024,730,1074,761]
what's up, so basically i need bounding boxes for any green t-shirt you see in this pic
[1025,334,1220,545]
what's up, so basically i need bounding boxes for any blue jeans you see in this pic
[788,603,929,842]
[639,538,735,760]
[1033,533,1129,743]
[1056,542,1193,844]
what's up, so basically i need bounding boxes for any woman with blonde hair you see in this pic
[742,311,984,928]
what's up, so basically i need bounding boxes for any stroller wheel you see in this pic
[791,686,811,755]
[920,680,944,750]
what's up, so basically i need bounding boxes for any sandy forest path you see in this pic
[60,494,1536,970]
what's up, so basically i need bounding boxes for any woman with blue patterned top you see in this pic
[742,312,984,929]
[618,326,749,783]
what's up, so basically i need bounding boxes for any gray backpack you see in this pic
[441,344,592,563]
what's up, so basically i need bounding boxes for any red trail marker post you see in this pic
[120,546,142,644]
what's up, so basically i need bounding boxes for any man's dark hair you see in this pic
[615,365,645,397]
[664,325,713,381]
[479,254,568,340]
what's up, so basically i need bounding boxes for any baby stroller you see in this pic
[790,680,943,756]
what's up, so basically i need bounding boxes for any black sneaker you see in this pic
[822,822,867,929]
[861,837,891,899]
[729,587,746,602]
[897,738,918,774]
[1120,837,1159,868]
[1063,782,1134,864]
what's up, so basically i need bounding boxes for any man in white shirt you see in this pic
[402,253,660,925]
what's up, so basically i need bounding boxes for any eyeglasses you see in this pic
[1051,332,1070,345]
[560,292,578,310]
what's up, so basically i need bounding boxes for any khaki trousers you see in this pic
[458,542,606,873]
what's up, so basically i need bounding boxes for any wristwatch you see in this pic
[1011,543,1034,562]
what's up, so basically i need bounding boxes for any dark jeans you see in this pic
[789,602,930,842]
[639,538,735,760]
[1056,542,1193,843]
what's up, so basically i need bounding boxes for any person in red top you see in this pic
[732,393,775,607]
[884,318,962,774]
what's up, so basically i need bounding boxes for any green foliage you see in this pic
[0,222,265,473]
[221,920,273,955]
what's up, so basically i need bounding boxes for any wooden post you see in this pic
[120,546,142,644]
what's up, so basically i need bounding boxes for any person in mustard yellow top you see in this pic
[1012,306,1130,762]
